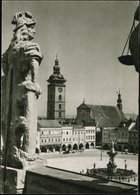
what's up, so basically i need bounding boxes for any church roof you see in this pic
[38,119,62,128]
[77,103,126,127]
[88,104,126,127]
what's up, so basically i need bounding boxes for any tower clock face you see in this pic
[58,87,63,92]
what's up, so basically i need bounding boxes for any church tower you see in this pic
[47,56,66,122]
[117,90,122,110]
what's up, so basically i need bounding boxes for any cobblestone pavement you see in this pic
[38,149,138,185]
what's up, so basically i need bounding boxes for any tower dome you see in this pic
[47,56,66,84]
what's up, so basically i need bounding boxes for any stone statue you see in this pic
[118,6,139,131]
[129,6,139,131]
[107,141,118,174]
[2,12,43,168]
[129,6,140,73]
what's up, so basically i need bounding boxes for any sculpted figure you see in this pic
[2,12,43,168]
[118,6,139,130]
[129,6,140,73]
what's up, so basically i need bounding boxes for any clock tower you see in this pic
[47,56,66,122]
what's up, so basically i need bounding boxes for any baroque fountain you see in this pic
[86,141,137,183]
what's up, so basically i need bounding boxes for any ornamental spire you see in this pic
[117,89,122,110]
[53,54,60,74]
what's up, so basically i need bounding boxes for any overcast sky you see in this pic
[2,1,139,117]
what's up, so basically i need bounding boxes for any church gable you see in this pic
[77,103,91,110]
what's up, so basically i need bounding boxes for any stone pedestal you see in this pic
[0,166,26,194]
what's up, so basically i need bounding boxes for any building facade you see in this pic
[85,126,96,149]
[38,118,96,152]
[102,120,137,152]
[102,128,117,149]
[47,56,66,123]
[61,126,73,151]
[72,126,85,150]
[116,121,129,151]
[38,119,62,152]
[129,126,138,153]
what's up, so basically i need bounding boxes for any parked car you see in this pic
[70,150,75,153]
[63,151,70,154]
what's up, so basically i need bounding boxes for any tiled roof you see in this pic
[129,125,138,132]
[86,104,126,127]
[38,119,62,128]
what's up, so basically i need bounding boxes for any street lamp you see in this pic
[124,159,127,170]
[100,127,103,161]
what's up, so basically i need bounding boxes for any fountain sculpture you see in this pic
[86,141,137,183]
[106,141,117,174]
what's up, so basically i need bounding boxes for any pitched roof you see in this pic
[38,119,62,128]
[129,125,138,132]
[86,104,126,127]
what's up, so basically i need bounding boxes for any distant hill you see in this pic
[125,113,138,121]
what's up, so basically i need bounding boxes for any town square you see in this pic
[1,1,139,194]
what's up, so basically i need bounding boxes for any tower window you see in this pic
[59,104,61,109]
[50,94,53,100]
[59,112,61,117]
[59,95,62,100]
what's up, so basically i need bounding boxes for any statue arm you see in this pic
[30,58,39,83]
[30,58,42,98]
[21,42,43,97]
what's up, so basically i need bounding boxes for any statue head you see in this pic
[11,12,36,42]
[12,11,36,32]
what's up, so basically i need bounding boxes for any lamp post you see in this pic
[124,159,127,170]
[100,127,103,161]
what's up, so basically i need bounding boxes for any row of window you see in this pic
[103,139,114,143]
[103,132,128,138]
[62,131,84,135]
[49,104,62,110]
[62,138,84,142]
[41,137,86,143]
[41,131,61,135]
[86,130,95,134]
[41,130,95,135]
[103,133,116,136]
[41,138,61,143]
[86,135,95,140]
[129,140,138,144]
[118,132,128,137]
[49,94,62,100]
[129,134,137,138]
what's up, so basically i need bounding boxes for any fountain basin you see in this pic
[86,168,137,182]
